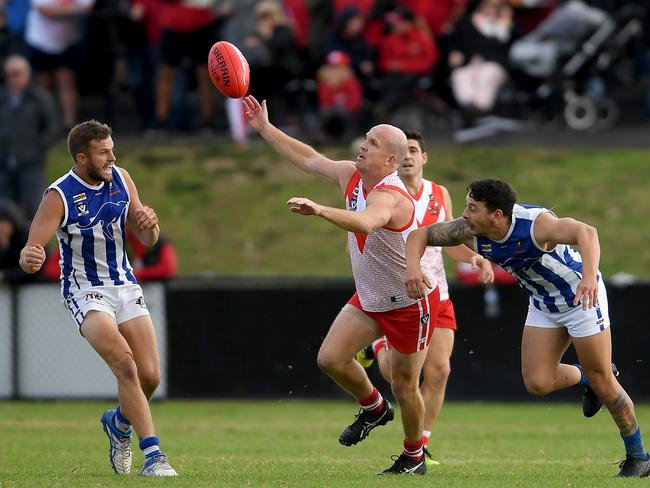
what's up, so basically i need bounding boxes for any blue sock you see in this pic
[139,436,161,459]
[574,364,589,387]
[621,428,650,460]
[114,406,131,433]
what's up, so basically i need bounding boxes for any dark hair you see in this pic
[403,129,425,152]
[467,179,517,218]
[67,120,112,163]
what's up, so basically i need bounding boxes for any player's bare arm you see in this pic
[533,211,600,309]
[287,188,398,234]
[439,186,493,283]
[19,190,64,273]
[425,218,474,248]
[121,168,160,246]
[243,95,355,186]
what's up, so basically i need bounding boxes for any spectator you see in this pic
[324,6,377,96]
[3,0,30,56]
[155,1,230,132]
[376,6,439,116]
[0,5,22,66]
[24,0,95,129]
[317,50,362,140]
[116,0,161,132]
[127,228,177,282]
[0,54,60,220]
[76,0,121,126]
[0,199,38,284]
[401,0,467,38]
[43,227,178,282]
[241,0,302,125]
[334,0,374,16]
[448,0,518,115]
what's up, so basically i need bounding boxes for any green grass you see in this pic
[1,400,648,487]
[46,142,650,277]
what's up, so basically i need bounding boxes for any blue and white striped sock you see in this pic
[139,436,161,459]
[622,428,650,460]
[114,406,131,434]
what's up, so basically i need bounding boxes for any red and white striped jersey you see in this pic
[412,179,449,301]
[344,170,438,312]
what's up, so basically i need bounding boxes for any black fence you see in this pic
[166,277,650,401]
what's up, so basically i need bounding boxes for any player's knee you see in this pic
[523,375,553,396]
[585,370,618,399]
[139,369,160,397]
[391,372,419,398]
[316,349,340,375]
[112,352,138,383]
[422,361,451,387]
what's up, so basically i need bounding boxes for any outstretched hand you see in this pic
[243,95,269,132]
[287,197,322,216]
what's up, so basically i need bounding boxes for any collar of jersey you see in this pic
[69,168,106,190]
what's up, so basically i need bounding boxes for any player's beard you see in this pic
[88,164,113,183]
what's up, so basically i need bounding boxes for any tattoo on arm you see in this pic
[426,218,472,247]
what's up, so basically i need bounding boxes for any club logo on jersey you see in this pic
[75,202,89,216]
[78,200,128,241]
[85,292,104,302]
[73,192,87,203]
[481,244,492,253]
[348,187,359,211]
[135,296,147,309]
[427,198,440,216]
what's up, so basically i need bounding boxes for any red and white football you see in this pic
[207,41,250,99]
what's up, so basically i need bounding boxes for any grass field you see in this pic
[45,142,650,278]
[1,400,648,487]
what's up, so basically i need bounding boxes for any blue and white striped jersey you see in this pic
[474,204,597,313]
[48,166,138,298]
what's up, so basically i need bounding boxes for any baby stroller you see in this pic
[509,0,644,130]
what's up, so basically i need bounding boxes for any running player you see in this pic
[244,95,489,474]
[19,120,177,477]
[356,130,493,465]
[405,178,650,477]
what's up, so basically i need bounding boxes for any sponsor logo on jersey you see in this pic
[420,313,430,325]
[136,296,147,309]
[481,244,492,253]
[390,294,404,303]
[73,192,87,202]
[85,292,104,302]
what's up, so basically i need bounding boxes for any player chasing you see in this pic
[355,130,493,465]
[404,178,650,477]
[19,120,177,477]
[244,95,491,475]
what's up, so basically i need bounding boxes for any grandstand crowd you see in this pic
[1,0,649,143]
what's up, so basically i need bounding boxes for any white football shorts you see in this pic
[525,279,610,338]
[64,284,150,328]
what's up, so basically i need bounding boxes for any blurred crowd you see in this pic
[1,0,649,146]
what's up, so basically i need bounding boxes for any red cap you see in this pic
[326,50,351,66]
